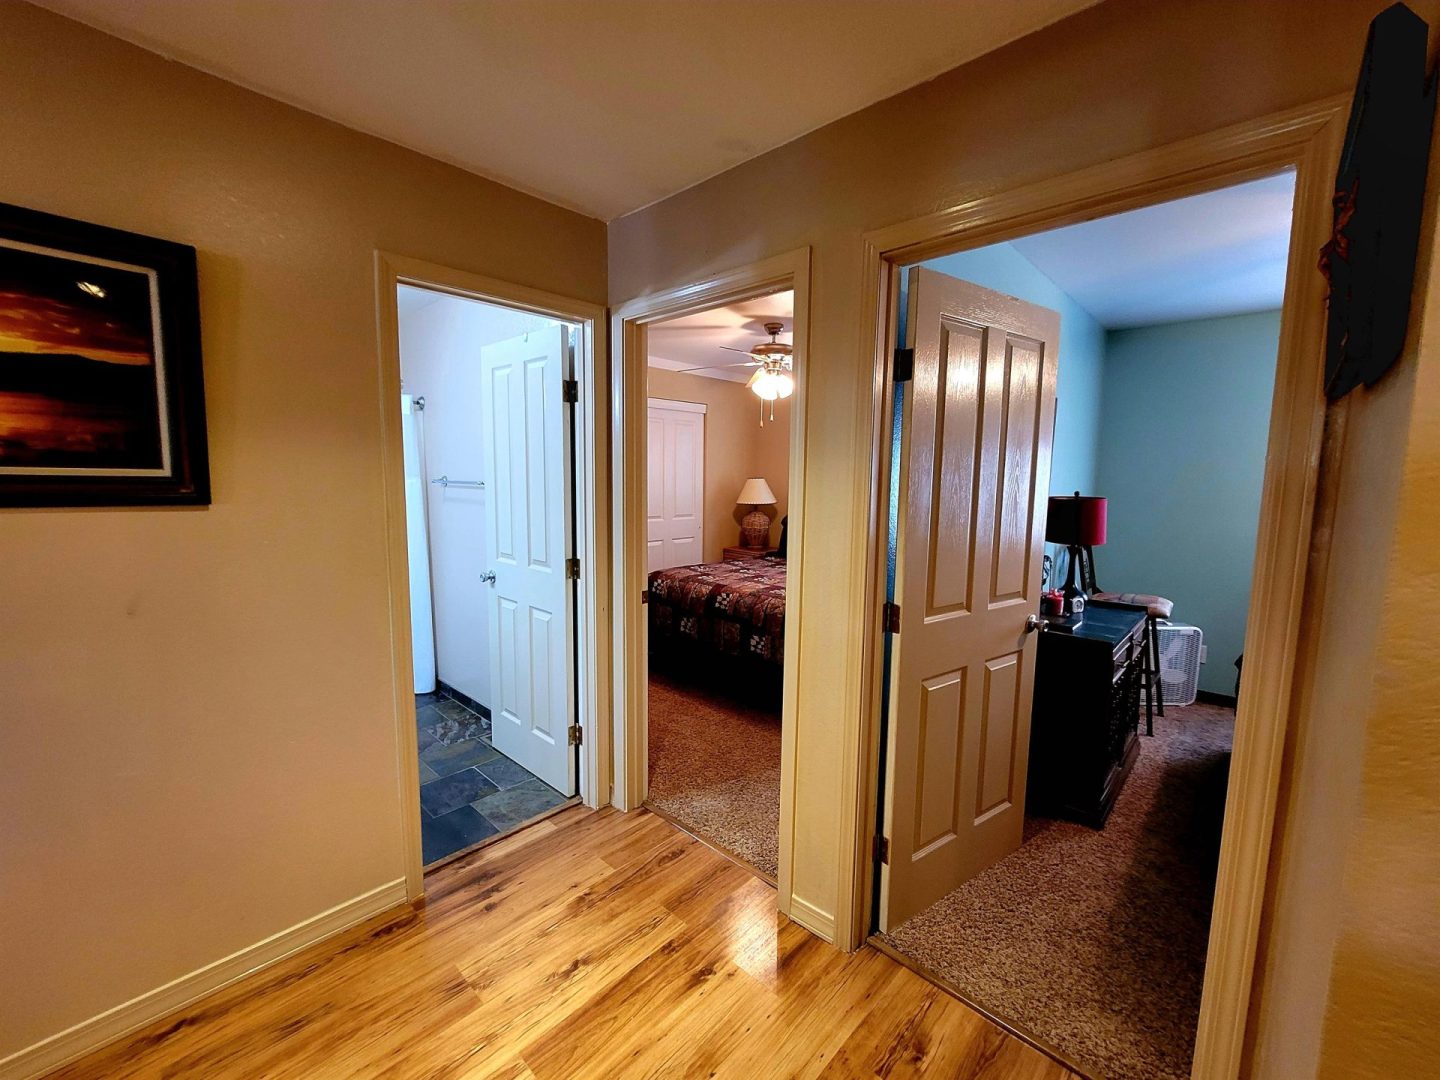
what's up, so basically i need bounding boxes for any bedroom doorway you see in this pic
[851,100,1343,1080]
[611,248,811,917]
[642,292,794,881]
[870,170,1296,1080]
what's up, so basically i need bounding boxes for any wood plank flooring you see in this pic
[49,807,1079,1080]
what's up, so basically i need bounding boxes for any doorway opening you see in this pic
[611,249,809,923]
[642,291,795,882]
[394,283,584,869]
[870,172,1298,1080]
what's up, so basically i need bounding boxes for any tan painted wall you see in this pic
[609,0,1440,1074]
[0,2,604,1061]
[755,389,792,549]
[1250,129,1440,1079]
[1315,239,1440,1078]
[647,367,790,560]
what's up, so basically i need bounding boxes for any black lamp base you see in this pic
[1061,544,1091,604]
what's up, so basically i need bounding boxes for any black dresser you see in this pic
[1027,601,1146,827]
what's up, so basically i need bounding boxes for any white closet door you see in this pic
[647,399,706,572]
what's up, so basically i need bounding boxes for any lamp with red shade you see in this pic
[1045,492,1107,608]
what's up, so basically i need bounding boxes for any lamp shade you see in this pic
[1045,494,1107,546]
[736,477,777,506]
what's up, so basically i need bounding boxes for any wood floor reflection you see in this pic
[50,807,1077,1079]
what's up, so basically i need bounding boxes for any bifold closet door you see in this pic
[646,400,705,572]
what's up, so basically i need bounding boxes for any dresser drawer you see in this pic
[1112,625,1145,679]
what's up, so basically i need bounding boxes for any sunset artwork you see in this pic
[0,202,206,506]
[0,242,167,473]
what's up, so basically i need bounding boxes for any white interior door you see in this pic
[646,399,705,572]
[879,267,1059,931]
[480,327,575,795]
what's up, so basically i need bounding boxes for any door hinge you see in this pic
[893,347,915,383]
[562,378,579,404]
[641,589,650,605]
[565,557,580,580]
[873,834,890,865]
[882,601,902,634]
[568,723,583,746]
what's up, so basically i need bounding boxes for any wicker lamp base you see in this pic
[740,508,771,549]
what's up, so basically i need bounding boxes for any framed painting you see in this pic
[0,202,208,506]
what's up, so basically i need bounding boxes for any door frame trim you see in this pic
[848,97,1348,1080]
[611,248,811,925]
[646,397,708,414]
[374,251,610,902]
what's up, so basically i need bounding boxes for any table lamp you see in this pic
[1045,492,1107,605]
[736,477,777,548]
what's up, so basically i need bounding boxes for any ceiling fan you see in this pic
[678,321,794,402]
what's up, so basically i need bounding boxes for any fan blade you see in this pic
[675,362,759,373]
[719,345,757,355]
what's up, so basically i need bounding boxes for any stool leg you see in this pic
[1150,614,1165,722]
[1142,620,1155,736]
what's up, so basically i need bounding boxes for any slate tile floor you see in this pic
[416,691,568,865]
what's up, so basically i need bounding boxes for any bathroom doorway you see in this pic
[383,266,605,873]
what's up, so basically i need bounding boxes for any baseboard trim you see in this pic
[787,894,838,943]
[1196,689,1239,709]
[0,878,409,1080]
[436,680,492,720]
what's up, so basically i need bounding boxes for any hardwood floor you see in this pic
[49,807,1078,1079]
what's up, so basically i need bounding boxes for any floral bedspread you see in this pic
[647,558,786,666]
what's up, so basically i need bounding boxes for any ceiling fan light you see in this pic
[749,369,781,401]
[773,371,795,399]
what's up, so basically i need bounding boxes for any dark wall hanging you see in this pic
[0,202,209,506]
[1321,2,1437,401]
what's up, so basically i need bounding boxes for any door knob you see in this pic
[479,570,496,585]
[1025,614,1043,633]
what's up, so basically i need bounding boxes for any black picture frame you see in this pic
[0,202,209,506]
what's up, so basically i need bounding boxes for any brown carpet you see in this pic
[646,671,782,880]
[879,702,1235,1080]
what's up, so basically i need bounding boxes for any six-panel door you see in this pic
[880,267,1059,930]
[480,327,576,796]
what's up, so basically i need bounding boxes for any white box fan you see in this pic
[1155,621,1203,706]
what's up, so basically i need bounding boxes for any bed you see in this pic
[647,556,786,668]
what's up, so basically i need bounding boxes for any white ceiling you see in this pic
[649,291,793,383]
[37,0,1098,220]
[1008,171,1297,328]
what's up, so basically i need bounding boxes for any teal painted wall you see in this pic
[1096,311,1281,694]
[923,244,1106,500]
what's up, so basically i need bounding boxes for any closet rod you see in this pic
[429,475,484,489]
